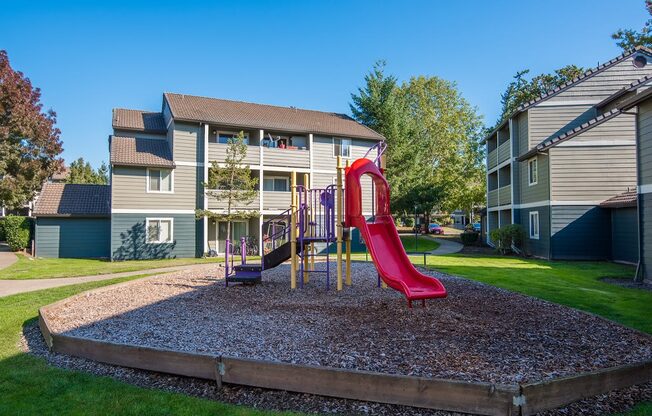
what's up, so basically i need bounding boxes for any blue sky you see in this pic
[1,0,648,167]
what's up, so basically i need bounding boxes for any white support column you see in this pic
[203,123,209,254]
[508,118,515,225]
[308,133,314,189]
[259,129,264,256]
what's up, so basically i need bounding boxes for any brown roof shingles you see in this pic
[112,109,167,133]
[164,92,384,140]
[34,183,110,217]
[600,190,638,209]
[110,136,175,168]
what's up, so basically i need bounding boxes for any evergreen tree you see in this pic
[197,131,259,249]
[67,157,108,184]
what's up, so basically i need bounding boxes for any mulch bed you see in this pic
[27,262,652,415]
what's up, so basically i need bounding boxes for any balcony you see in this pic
[263,147,309,169]
[207,191,260,210]
[497,140,511,165]
[498,184,512,206]
[208,143,260,166]
[487,150,497,169]
[263,191,291,211]
[488,189,499,207]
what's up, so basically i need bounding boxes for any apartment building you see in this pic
[34,93,382,259]
[485,47,652,260]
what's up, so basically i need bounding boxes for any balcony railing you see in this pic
[263,191,291,211]
[263,147,309,168]
[498,184,512,206]
[208,143,260,166]
[207,191,260,210]
[497,140,511,165]
[487,150,497,169]
[488,189,499,207]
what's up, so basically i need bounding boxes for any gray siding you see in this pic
[638,99,652,185]
[610,207,638,264]
[518,154,550,204]
[640,193,652,280]
[36,217,110,258]
[528,105,595,147]
[312,136,377,171]
[516,111,528,157]
[111,165,197,210]
[515,206,550,258]
[549,146,637,202]
[173,122,203,163]
[111,214,197,260]
[263,148,309,168]
[550,205,611,260]
[547,57,652,104]
[556,112,636,146]
[209,143,261,166]
[113,129,167,141]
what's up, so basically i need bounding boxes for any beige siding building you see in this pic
[109,93,383,259]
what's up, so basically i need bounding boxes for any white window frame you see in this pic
[528,157,538,186]
[263,176,290,192]
[529,211,540,240]
[147,168,174,193]
[210,130,249,145]
[146,218,174,244]
[333,137,352,158]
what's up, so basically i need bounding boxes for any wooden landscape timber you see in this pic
[37,281,652,416]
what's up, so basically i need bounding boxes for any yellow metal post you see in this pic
[290,171,297,289]
[336,156,343,291]
[303,173,310,284]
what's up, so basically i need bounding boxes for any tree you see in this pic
[350,64,485,224]
[496,65,585,126]
[0,50,63,209]
[67,157,109,184]
[196,131,259,251]
[612,1,652,51]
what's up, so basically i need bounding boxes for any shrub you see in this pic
[460,231,479,245]
[0,217,5,241]
[489,224,523,255]
[4,215,31,251]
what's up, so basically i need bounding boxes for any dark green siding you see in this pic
[610,207,639,264]
[515,205,551,258]
[111,214,198,260]
[551,205,611,260]
[35,217,110,258]
[640,194,652,280]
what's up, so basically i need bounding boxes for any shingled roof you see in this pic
[112,109,167,133]
[485,46,652,142]
[600,190,638,209]
[34,183,110,217]
[164,92,384,140]
[110,136,175,168]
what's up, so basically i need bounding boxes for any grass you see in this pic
[0,276,296,416]
[0,254,224,280]
[399,235,440,252]
[413,254,652,334]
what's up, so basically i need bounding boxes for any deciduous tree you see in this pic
[0,50,63,209]
[612,1,652,51]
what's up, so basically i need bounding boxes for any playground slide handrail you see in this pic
[362,140,387,165]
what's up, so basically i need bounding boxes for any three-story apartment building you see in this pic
[485,47,652,260]
[109,93,383,260]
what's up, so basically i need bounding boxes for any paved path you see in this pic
[0,263,214,298]
[429,237,463,255]
[0,243,18,270]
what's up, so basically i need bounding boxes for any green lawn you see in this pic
[0,254,224,280]
[0,276,295,416]
[413,254,652,334]
[399,235,440,252]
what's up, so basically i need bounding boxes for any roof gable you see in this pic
[110,136,175,168]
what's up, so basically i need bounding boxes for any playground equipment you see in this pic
[224,141,447,306]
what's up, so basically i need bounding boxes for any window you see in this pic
[333,138,351,158]
[148,168,173,192]
[529,211,540,240]
[210,130,249,145]
[146,218,173,244]
[216,220,248,253]
[528,157,538,186]
[263,176,289,192]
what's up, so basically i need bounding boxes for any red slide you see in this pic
[345,158,447,306]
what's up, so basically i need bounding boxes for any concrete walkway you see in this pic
[429,237,463,255]
[0,263,214,298]
[0,243,18,270]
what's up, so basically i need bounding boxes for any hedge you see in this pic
[3,215,32,251]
